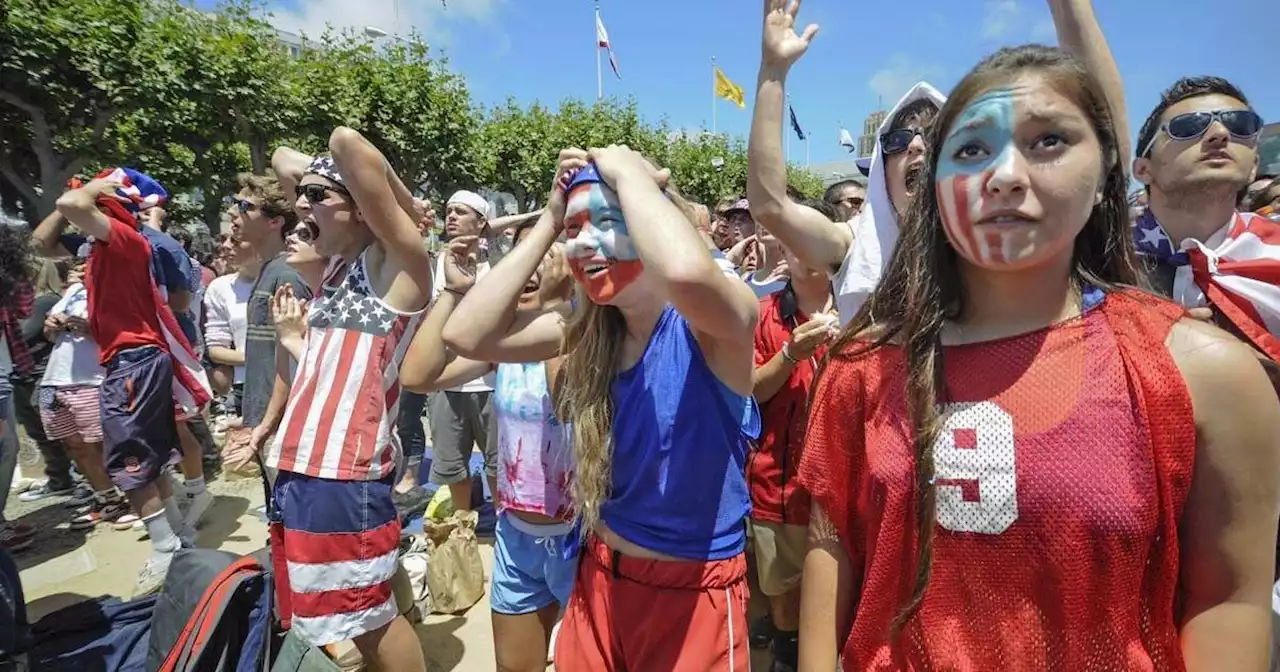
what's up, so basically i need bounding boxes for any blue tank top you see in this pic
[601,305,761,560]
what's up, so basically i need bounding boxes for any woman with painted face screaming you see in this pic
[796,46,1280,671]
[443,147,761,670]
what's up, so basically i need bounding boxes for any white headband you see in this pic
[446,190,491,220]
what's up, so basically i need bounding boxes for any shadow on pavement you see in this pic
[417,615,468,671]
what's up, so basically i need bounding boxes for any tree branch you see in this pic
[0,153,39,207]
[90,108,113,144]
[0,91,39,117]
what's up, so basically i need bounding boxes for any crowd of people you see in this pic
[1,0,1279,670]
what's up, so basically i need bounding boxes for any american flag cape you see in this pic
[1134,209,1280,362]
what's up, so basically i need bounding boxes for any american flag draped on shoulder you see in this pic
[88,167,212,414]
[1134,208,1280,361]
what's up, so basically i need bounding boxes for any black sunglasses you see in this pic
[1142,109,1264,157]
[291,221,319,243]
[880,127,927,156]
[233,198,259,214]
[295,183,348,204]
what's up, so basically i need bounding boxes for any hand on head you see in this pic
[549,149,591,226]
[586,145,671,192]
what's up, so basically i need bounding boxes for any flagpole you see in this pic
[806,137,810,167]
[711,55,717,135]
[595,4,603,101]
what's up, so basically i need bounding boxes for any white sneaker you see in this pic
[180,489,214,532]
[133,557,171,599]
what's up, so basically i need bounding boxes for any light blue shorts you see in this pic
[490,512,578,616]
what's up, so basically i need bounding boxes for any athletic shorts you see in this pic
[39,385,103,442]
[269,471,401,647]
[555,536,750,671]
[428,390,497,485]
[101,346,180,492]
[490,512,577,616]
[750,520,807,597]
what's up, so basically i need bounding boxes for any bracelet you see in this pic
[781,342,798,364]
[443,288,467,299]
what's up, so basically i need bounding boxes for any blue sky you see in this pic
[204,0,1279,166]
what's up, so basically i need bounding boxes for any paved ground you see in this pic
[11,463,776,670]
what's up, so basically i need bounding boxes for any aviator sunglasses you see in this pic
[1141,109,1263,157]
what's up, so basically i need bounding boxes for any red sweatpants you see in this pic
[554,536,751,671]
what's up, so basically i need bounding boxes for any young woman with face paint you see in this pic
[443,147,761,670]
[399,222,574,672]
[796,46,1280,671]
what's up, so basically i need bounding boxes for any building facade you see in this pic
[858,110,887,158]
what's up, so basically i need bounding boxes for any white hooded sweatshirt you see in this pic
[832,82,947,324]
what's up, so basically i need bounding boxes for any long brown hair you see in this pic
[818,45,1140,637]
[555,184,701,533]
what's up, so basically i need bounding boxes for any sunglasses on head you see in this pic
[295,183,348,204]
[880,127,927,156]
[1142,109,1263,157]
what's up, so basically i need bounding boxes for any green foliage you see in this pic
[0,0,823,231]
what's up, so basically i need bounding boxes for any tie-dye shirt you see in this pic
[494,361,573,519]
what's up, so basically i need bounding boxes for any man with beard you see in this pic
[748,0,1126,324]
[257,131,432,669]
[1132,77,1279,362]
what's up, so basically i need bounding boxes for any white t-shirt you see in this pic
[203,273,255,384]
[433,253,495,393]
[41,283,105,388]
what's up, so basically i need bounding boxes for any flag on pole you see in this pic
[596,13,621,79]
[789,104,806,141]
[714,67,745,108]
[839,127,857,153]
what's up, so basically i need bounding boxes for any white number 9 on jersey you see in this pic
[933,401,1018,535]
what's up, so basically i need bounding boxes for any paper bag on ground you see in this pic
[422,510,484,614]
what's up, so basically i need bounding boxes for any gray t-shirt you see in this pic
[241,255,312,428]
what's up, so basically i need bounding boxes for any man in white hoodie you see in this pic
[749,0,1126,326]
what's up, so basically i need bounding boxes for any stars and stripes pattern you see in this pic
[1135,209,1280,361]
[596,12,621,79]
[266,254,425,480]
[94,167,168,213]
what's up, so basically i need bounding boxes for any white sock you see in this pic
[142,509,180,565]
[184,475,206,495]
[162,496,195,545]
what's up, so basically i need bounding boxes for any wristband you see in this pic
[443,287,467,299]
[781,342,798,364]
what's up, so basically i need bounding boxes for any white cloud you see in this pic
[868,55,944,106]
[982,0,1023,39]
[266,0,505,52]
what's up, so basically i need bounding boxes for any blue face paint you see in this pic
[937,89,1017,181]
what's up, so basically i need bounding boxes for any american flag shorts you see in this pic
[268,470,401,646]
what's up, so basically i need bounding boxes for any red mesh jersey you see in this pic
[799,291,1195,671]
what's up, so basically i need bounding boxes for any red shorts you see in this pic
[554,536,750,671]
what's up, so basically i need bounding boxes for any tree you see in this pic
[0,0,146,219]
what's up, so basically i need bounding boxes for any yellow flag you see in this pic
[714,66,745,108]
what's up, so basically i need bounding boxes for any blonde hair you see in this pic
[554,183,699,533]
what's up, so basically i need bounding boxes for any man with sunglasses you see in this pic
[223,173,310,479]
[1132,77,1280,363]
[253,133,432,670]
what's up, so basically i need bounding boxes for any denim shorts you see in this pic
[0,375,11,422]
[490,512,578,616]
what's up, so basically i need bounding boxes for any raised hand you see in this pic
[443,235,480,293]
[586,145,671,193]
[762,0,819,70]
[271,284,308,340]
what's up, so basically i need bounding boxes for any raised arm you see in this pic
[30,211,75,258]
[329,127,434,309]
[54,178,120,243]
[1170,320,1280,671]
[1050,0,1130,166]
[271,147,312,202]
[592,145,758,346]
[402,236,494,392]
[748,0,851,273]
[442,152,585,363]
